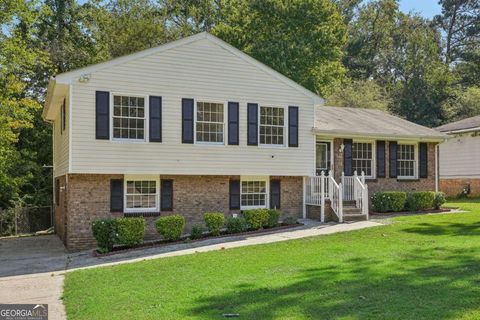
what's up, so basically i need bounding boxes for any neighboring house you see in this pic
[43,32,446,250]
[436,116,480,197]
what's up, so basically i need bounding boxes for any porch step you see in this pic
[342,206,362,214]
[343,213,368,221]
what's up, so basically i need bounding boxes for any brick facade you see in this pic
[333,138,437,193]
[55,174,303,251]
[440,178,480,197]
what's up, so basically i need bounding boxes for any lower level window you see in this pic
[241,180,267,208]
[397,144,416,178]
[125,180,158,211]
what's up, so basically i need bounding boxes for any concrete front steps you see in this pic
[343,201,368,221]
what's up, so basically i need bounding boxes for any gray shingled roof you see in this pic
[314,106,447,141]
[435,115,480,133]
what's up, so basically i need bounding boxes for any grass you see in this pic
[64,199,480,319]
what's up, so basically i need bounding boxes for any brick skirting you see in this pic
[55,174,303,251]
[440,178,480,197]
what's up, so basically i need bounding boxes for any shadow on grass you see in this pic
[401,221,480,236]
[189,247,480,319]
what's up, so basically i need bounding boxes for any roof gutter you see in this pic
[440,127,480,135]
[312,128,448,142]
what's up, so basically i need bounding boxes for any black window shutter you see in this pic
[55,178,60,206]
[229,180,240,210]
[247,103,258,146]
[61,99,66,133]
[149,96,162,142]
[288,106,299,147]
[389,141,398,178]
[419,142,428,178]
[96,91,110,140]
[270,180,281,209]
[343,139,353,176]
[161,179,173,211]
[110,179,123,212]
[182,98,194,143]
[377,141,386,178]
[228,102,239,145]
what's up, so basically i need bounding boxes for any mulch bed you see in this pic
[93,222,304,257]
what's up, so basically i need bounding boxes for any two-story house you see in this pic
[43,32,446,250]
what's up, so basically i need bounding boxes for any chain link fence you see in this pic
[0,206,53,236]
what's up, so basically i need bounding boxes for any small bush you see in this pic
[116,217,145,246]
[242,209,269,230]
[371,192,407,212]
[226,216,248,234]
[433,192,446,210]
[91,218,117,253]
[405,191,435,211]
[190,224,204,240]
[155,215,185,241]
[282,216,298,225]
[265,209,280,228]
[204,212,225,236]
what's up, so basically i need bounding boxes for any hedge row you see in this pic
[92,209,297,253]
[371,191,446,213]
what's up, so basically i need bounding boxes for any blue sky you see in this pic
[398,0,442,18]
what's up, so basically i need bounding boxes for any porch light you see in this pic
[339,143,345,153]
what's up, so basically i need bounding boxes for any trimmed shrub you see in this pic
[91,218,117,253]
[116,217,145,246]
[204,212,225,236]
[155,215,185,241]
[282,216,298,225]
[433,192,446,210]
[406,191,435,211]
[190,224,204,240]
[265,209,280,228]
[242,209,269,230]
[226,216,248,234]
[371,192,407,213]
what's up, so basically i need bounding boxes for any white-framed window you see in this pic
[112,95,146,141]
[352,141,375,177]
[397,143,417,179]
[260,106,285,146]
[196,101,225,144]
[124,176,159,212]
[240,178,268,209]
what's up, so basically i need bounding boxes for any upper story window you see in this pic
[125,179,158,212]
[113,95,145,140]
[352,142,374,177]
[260,106,285,146]
[397,143,416,179]
[196,102,224,143]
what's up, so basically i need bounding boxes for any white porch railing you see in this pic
[305,171,343,223]
[353,172,369,218]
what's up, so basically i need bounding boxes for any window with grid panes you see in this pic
[241,181,267,208]
[352,142,374,177]
[196,102,224,143]
[397,144,416,178]
[125,180,157,211]
[113,95,145,140]
[260,106,285,145]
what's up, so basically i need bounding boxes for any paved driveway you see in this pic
[0,235,68,320]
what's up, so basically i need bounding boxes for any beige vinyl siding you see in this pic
[70,38,315,176]
[439,134,480,178]
[53,94,69,177]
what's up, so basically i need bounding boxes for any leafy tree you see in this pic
[444,86,480,121]
[213,0,347,96]
[326,79,390,110]
[434,0,480,64]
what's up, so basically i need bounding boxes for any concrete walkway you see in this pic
[0,220,382,320]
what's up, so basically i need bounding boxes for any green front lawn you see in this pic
[64,200,480,319]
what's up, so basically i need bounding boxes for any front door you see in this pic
[316,141,332,176]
